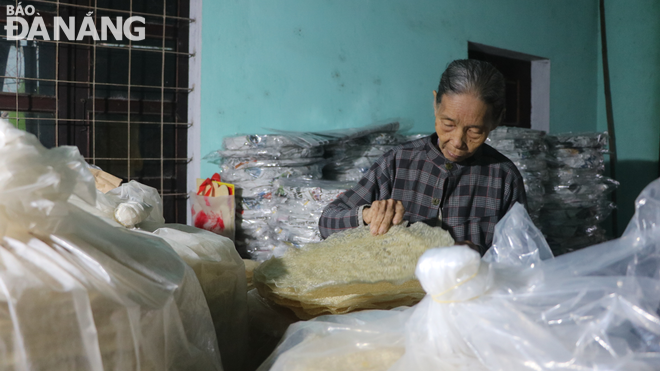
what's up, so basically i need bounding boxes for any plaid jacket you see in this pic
[318,133,527,254]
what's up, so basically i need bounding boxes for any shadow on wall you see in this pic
[609,160,659,237]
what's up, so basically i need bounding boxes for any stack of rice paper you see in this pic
[272,179,353,247]
[485,126,548,224]
[541,132,618,254]
[205,134,326,259]
[323,132,404,182]
[254,223,454,319]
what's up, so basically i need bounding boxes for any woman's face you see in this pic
[433,92,494,163]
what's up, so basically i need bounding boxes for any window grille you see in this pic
[0,0,193,223]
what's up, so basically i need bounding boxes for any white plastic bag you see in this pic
[261,186,660,370]
[151,224,248,371]
[0,119,223,370]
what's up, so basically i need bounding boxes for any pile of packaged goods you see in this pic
[323,131,404,181]
[259,191,660,371]
[0,120,227,370]
[272,179,354,247]
[205,134,327,259]
[485,126,548,223]
[541,132,618,254]
[206,122,403,260]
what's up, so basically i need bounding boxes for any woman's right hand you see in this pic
[363,199,405,236]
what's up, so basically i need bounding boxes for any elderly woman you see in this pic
[318,59,527,255]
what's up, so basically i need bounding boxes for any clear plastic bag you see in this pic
[71,180,166,228]
[545,175,619,197]
[223,134,322,150]
[510,157,548,172]
[487,125,546,140]
[273,179,353,204]
[261,180,660,370]
[546,132,609,149]
[0,120,223,370]
[212,156,325,169]
[270,179,352,249]
[539,199,616,226]
[212,146,324,160]
[150,225,248,371]
[485,137,547,152]
[220,164,324,183]
[547,148,605,169]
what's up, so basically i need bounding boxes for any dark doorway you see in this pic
[468,42,544,129]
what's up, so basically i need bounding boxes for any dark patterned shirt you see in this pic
[318,133,527,254]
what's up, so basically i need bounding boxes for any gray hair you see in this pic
[435,59,506,125]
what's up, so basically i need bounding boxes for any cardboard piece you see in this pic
[89,168,123,193]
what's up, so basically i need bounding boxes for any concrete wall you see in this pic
[596,0,660,232]
[199,0,600,177]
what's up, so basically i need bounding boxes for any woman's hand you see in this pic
[363,199,405,236]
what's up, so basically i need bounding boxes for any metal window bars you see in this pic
[0,0,192,223]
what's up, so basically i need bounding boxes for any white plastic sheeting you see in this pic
[260,179,660,370]
[0,120,223,370]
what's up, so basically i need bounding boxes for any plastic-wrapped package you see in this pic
[270,179,352,249]
[486,126,547,225]
[544,175,619,198]
[487,125,546,140]
[275,179,353,204]
[539,199,615,226]
[547,147,606,169]
[114,200,152,227]
[220,164,324,183]
[207,133,328,260]
[545,131,609,149]
[366,132,404,145]
[254,222,455,319]
[150,225,248,371]
[400,133,431,143]
[260,189,660,370]
[214,156,325,170]
[69,180,166,228]
[269,121,401,144]
[542,131,616,254]
[223,134,327,150]
[213,146,324,160]
[211,122,402,259]
[510,157,547,172]
[0,120,222,370]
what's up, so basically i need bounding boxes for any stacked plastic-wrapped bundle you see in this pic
[486,126,548,223]
[323,131,404,181]
[205,135,326,259]
[541,132,618,254]
[271,179,353,247]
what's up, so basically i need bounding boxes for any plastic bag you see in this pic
[220,164,324,183]
[190,192,236,240]
[261,183,660,370]
[244,289,300,371]
[223,134,322,150]
[68,180,166,228]
[212,146,324,160]
[151,225,248,371]
[546,131,609,149]
[0,119,223,370]
[212,156,325,169]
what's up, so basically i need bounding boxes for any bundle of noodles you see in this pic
[254,223,454,319]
